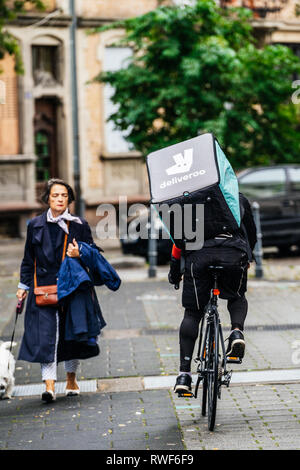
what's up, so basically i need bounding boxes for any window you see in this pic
[32,45,59,86]
[103,47,133,154]
[239,168,286,198]
[35,131,51,182]
[0,54,19,155]
[289,168,300,192]
[0,79,5,104]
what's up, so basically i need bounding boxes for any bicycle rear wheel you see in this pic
[207,321,219,431]
[201,374,207,416]
[199,319,207,417]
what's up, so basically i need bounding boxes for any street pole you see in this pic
[252,201,264,279]
[148,204,157,278]
[70,0,85,217]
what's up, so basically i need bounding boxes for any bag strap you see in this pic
[34,221,70,289]
[61,222,69,262]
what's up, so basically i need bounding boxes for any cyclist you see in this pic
[168,193,257,395]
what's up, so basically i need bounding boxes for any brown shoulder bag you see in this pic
[34,223,69,307]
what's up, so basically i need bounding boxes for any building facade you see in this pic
[0,0,299,237]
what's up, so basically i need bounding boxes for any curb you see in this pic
[11,368,300,398]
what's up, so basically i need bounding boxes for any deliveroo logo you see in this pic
[160,147,206,189]
[166,148,193,175]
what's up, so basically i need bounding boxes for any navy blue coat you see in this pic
[18,210,105,364]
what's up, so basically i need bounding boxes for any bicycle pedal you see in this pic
[176,391,194,398]
[226,356,242,364]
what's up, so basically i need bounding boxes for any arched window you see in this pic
[31,35,63,87]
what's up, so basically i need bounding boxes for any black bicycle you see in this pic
[176,265,242,431]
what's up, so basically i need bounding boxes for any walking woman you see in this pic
[16,179,106,403]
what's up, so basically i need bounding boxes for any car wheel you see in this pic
[277,245,292,256]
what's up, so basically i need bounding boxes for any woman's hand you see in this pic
[67,238,80,258]
[16,289,28,301]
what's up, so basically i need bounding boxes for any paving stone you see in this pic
[2,247,300,450]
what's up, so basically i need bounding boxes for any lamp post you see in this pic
[252,201,264,279]
[148,204,158,278]
[70,0,85,217]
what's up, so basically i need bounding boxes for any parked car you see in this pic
[238,164,300,255]
[121,208,173,265]
[121,164,300,262]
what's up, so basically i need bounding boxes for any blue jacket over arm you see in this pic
[57,243,121,344]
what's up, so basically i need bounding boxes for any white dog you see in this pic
[0,341,17,400]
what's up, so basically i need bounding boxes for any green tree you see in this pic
[92,0,300,169]
[0,0,44,73]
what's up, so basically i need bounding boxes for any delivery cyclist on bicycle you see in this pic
[168,192,257,395]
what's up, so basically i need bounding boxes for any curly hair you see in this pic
[41,179,75,206]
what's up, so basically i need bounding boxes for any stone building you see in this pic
[221,1,300,51]
[0,0,299,237]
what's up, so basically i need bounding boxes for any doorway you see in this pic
[34,97,59,201]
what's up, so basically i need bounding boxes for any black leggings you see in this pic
[179,296,248,373]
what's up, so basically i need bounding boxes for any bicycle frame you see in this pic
[175,266,242,430]
[194,272,232,400]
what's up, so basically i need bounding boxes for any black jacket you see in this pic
[169,193,257,309]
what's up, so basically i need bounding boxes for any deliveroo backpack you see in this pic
[146,133,241,242]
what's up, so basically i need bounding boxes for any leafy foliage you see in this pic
[92,0,300,169]
[0,0,44,73]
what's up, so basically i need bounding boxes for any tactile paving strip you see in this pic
[12,380,97,397]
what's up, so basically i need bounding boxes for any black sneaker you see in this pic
[174,373,192,394]
[226,330,245,359]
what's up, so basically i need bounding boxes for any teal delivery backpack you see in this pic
[146,133,241,242]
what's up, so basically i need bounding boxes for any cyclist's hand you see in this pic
[168,271,182,285]
[168,256,182,285]
[247,263,251,270]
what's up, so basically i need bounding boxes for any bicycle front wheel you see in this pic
[207,322,219,431]
[201,374,207,417]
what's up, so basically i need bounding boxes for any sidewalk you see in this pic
[0,242,300,450]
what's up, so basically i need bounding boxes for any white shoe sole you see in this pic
[65,389,80,396]
[174,384,192,393]
[226,339,245,358]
